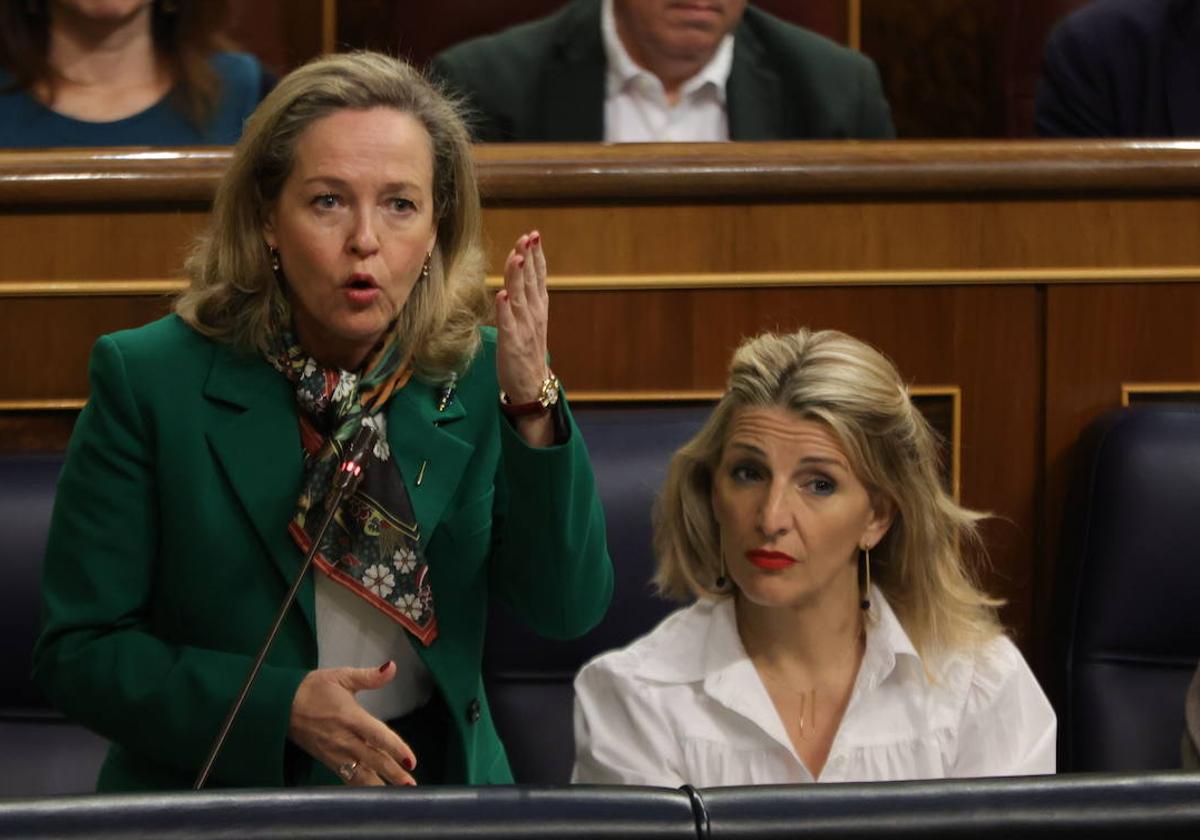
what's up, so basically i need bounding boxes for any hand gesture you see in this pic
[288,661,417,786]
[495,231,553,447]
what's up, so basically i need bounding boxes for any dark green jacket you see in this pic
[32,315,612,791]
[432,0,895,142]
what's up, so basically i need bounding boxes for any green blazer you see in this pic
[32,315,613,791]
[432,0,895,142]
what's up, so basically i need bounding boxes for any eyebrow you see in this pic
[301,175,424,193]
[727,442,849,469]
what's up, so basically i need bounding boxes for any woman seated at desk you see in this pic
[0,0,271,148]
[573,327,1055,786]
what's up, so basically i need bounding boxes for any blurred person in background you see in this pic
[433,0,893,143]
[0,0,273,147]
[1036,0,1200,137]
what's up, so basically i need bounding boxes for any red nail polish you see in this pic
[530,232,540,245]
[402,757,414,771]
[378,660,391,673]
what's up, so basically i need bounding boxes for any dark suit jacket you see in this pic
[432,0,894,142]
[32,315,612,790]
[1035,0,1200,137]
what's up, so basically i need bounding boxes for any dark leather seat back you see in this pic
[0,786,700,838]
[0,452,109,797]
[483,402,711,783]
[694,772,1200,838]
[1055,405,1200,771]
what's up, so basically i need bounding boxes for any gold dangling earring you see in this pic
[859,545,871,611]
[269,246,281,274]
[420,252,431,280]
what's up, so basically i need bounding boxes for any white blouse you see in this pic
[572,588,1056,786]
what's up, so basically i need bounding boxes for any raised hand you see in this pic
[288,661,417,786]
[495,231,553,447]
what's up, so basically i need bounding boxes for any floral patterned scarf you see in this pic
[265,317,438,647]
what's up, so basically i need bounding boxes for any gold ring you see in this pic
[338,759,359,781]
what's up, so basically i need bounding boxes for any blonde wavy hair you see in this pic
[654,328,1003,657]
[175,51,489,377]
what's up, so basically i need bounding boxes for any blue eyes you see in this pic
[731,464,762,483]
[728,463,837,496]
[309,194,417,212]
[808,478,836,496]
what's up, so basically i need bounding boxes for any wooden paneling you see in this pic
[3,141,1200,673]
[862,0,1006,138]
[226,0,325,75]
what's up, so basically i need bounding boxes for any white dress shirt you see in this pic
[600,0,734,142]
[572,587,1056,786]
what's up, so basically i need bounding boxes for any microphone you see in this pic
[194,424,377,789]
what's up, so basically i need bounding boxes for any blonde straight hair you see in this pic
[654,328,1003,657]
[175,51,489,377]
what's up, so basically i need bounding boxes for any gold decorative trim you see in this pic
[1121,382,1200,406]
[0,279,186,298]
[0,399,86,411]
[569,390,723,403]
[568,386,961,501]
[10,266,1197,299]
[483,266,1200,291]
[848,0,862,51]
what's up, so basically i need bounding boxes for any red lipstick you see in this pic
[746,549,796,571]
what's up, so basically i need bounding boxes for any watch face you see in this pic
[539,376,561,408]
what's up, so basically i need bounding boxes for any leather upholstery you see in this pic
[692,772,1200,838]
[484,403,711,783]
[1055,405,1200,771]
[1,774,1198,836]
[0,786,699,838]
[0,453,108,796]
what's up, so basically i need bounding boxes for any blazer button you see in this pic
[466,698,482,724]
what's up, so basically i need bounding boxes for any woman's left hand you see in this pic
[495,231,554,447]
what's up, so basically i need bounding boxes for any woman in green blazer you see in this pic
[32,52,612,791]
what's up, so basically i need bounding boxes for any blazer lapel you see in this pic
[385,378,475,550]
[540,0,606,140]
[1166,2,1200,136]
[726,26,784,141]
[203,346,312,633]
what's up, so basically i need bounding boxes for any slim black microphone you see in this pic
[194,424,377,790]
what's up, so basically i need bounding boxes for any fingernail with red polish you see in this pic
[402,757,414,771]
[378,660,391,673]
[530,232,540,245]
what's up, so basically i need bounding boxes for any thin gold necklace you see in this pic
[760,671,818,740]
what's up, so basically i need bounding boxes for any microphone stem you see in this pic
[193,483,349,790]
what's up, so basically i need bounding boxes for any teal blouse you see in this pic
[0,51,269,148]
